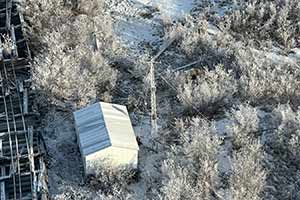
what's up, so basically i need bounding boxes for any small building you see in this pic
[73,102,139,174]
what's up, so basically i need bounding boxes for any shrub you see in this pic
[223,105,266,199]
[220,0,300,48]
[33,34,117,107]
[261,104,300,199]
[171,65,237,115]
[237,48,300,107]
[225,104,259,150]
[289,134,300,159]
[270,104,300,159]
[21,0,120,107]
[55,184,133,200]
[173,16,237,69]
[162,118,221,199]
[19,0,73,51]
[87,161,136,196]
[229,143,266,200]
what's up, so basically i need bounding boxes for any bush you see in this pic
[229,143,266,200]
[270,104,300,159]
[162,118,221,199]
[33,33,117,107]
[236,48,300,107]
[225,104,259,150]
[173,16,236,69]
[55,184,133,200]
[21,0,121,107]
[261,104,300,199]
[19,0,72,50]
[224,105,266,199]
[220,0,300,48]
[171,65,237,115]
[289,134,300,159]
[88,160,136,197]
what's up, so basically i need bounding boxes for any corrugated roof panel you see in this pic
[79,128,109,148]
[82,140,111,155]
[74,103,111,156]
[100,102,139,150]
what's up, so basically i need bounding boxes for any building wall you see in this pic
[85,146,138,174]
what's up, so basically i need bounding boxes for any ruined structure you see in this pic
[0,1,48,199]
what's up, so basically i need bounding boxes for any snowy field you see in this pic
[30,0,300,199]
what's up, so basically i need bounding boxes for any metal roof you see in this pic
[73,102,139,157]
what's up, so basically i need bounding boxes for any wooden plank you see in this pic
[0,130,27,138]
[19,12,32,60]
[152,30,179,61]
[23,88,28,114]
[0,24,20,31]
[10,25,18,57]
[0,139,6,200]
[28,127,37,200]
[173,60,203,72]
[5,0,11,30]
[0,37,3,61]
[150,62,157,137]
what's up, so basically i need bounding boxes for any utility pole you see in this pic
[149,28,178,139]
[150,61,158,138]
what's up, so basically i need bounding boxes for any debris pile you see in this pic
[0,1,47,199]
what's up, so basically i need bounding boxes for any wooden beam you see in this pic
[11,25,18,58]
[0,37,3,61]
[0,139,6,200]
[23,88,28,114]
[152,30,179,61]
[5,0,11,30]
[28,127,37,200]
[173,59,203,72]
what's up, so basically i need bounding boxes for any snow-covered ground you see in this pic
[111,0,237,55]
[35,0,300,199]
[112,0,195,52]
[114,15,162,51]
[42,111,84,197]
[134,0,195,19]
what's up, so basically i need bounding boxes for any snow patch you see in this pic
[134,0,194,19]
[111,0,195,52]
[114,16,161,50]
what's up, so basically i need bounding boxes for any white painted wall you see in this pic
[85,146,138,174]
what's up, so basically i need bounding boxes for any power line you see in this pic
[149,26,209,122]
[155,67,209,121]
